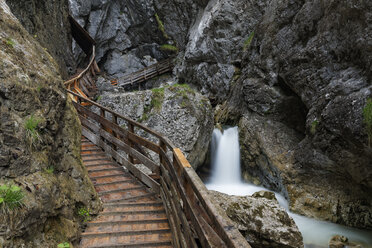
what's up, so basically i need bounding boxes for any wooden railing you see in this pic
[64,45,100,103]
[114,57,174,87]
[67,90,250,248]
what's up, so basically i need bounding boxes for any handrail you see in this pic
[66,89,250,248]
[65,46,100,101]
[64,46,97,86]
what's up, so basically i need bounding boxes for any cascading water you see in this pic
[209,127,241,184]
[205,127,372,248]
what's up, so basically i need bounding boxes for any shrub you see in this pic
[363,98,372,146]
[0,184,24,212]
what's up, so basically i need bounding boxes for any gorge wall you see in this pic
[68,0,372,230]
[0,1,100,247]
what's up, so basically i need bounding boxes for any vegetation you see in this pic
[243,31,255,51]
[5,38,15,48]
[363,98,372,146]
[160,44,178,53]
[57,242,70,248]
[44,166,54,174]
[151,87,165,111]
[0,184,24,212]
[96,95,102,101]
[155,13,169,40]
[310,120,319,135]
[25,115,42,147]
[78,207,91,222]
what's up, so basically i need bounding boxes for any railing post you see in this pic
[112,114,118,152]
[158,140,167,176]
[128,123,135,164]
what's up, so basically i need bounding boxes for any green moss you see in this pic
[96,95,102,101]
[310,120,319,135]
[155,13,169,40]
[160,44,178,53]
[243,31,255,51]
[0,184,24,212]
[363,98,372,146]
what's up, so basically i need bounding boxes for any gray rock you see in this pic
[0,2,101,246]
[6,0,76,78]
[68,0,193,78]
[96,83,213,169]
[177,0,269,103]
[220,0,372,229]
[209,190,304,248]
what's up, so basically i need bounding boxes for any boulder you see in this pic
[209,190,304,248]
[0,1,101,246]
[96,82,213,169]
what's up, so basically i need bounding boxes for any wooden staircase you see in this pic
[66,15,250,248]
[80,137,173,248]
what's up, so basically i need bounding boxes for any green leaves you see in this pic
[243,31,255,51]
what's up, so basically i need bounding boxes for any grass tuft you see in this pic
[243,31,255,51]
[25,115,41,147]
[363,98,372,146]
[0,184,24,212]
[160,44,178,53]
[155,13,169,40]
[310,120,319,135]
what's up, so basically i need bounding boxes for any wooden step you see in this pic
[93,179,135,187]
[90,173,131,180]
[88,167,124,173]
[104,193,157,203]
[81,228,171,237]
[87,218,168,227]
[83,239,172,248]
[98,186,146,196]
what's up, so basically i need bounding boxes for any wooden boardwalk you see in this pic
[80,137,173,248]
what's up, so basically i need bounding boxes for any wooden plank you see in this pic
[99,128,159,173]
[81,127,160,193]
[74,103,161,154]
[160,188,180,248]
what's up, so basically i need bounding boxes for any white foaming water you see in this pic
[205,127,372,248]
[209,127,241,184]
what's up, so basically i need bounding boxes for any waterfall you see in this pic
[204,126,372,248]
[209,127,241,184]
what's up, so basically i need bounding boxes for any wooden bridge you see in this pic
[65,15,250,248]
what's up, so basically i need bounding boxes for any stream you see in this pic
[203,127,372,248]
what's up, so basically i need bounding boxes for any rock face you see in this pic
[0,1,100,247]
[217,0,372,229]
[177,0,269,104]
[96,82,213,169]
[209,190,304,248]
[6,0,75,78]
[68,0,204,78]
